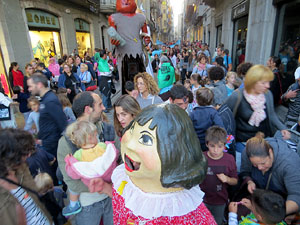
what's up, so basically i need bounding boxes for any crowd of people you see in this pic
[0,39,300,225]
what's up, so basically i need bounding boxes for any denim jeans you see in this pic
[75,197,113,225]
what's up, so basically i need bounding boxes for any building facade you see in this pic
[0,0,115,76]
[201,0,300,69]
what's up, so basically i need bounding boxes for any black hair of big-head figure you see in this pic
[122,103,207,189]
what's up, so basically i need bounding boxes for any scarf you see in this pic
[243,90,266,127]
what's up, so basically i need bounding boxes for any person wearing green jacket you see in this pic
[157,56,176,94]
[98,50,113,112]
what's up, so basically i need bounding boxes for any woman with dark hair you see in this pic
[113,95,141,137]
[9,62,24,89]
[0,128,53,225]
[240,135,300,217]
[267,56,284,105]
[58,64,83,103]
[215,56,227,75]
[192,54,214,78]
[66,56,77,74]
[111,103,216,224]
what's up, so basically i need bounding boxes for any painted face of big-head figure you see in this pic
[116,0,137,13]
[121,104,207,193]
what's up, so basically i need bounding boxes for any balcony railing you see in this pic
[100,0,116,14]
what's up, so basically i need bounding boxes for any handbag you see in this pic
[86,80,97,91]
[84,72,97,91]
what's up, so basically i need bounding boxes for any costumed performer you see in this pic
[111,103,217,224]
[108,0,151,94]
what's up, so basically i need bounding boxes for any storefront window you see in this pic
[76,32,91,58]
[274,0,300,74]
[29,31,62,65]
[26,9,62,66]
[232,16,248,69]
[75,19,92,58]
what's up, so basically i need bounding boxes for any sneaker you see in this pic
[62,202,82,217]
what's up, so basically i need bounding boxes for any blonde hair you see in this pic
[34,172,53,194]
[244,65,274,92]
[80,63,88,71]
[27,96,40,108]
[226,71,237,82]
[66,120,97,147]
[134,72,160,95]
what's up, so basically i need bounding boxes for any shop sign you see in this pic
[232,0,249,20]
[26,9,60,29]
[74,18,90,33]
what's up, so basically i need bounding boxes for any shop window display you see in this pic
[29,31,61,66]
[76,32,91,58]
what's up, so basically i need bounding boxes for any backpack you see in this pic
[218,104,236,157]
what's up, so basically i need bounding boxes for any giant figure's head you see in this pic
[121,103,207,190]
[116,0,137,13]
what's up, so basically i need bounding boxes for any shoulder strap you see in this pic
[0,176,39,197]
[266,172,273,190]
[233,89,242,117]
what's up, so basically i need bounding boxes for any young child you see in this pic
[24,96,40,134]
[228,189,287,225]
[63,120,118,217]
[200,126,238,225]
[34,172,54,195]
[184,79,191,90]
[226,71,237,96]
[57,94,76,124]
[12,86,31,121]
[125,81,138,99]
[190,73,204,108]
[34,172,67,225]
[189,87,225,150]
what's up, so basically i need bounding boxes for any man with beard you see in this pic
[57,91,115,225]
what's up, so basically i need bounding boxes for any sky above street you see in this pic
[170,0,184,27]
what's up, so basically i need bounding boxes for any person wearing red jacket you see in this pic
[9,62,24,89]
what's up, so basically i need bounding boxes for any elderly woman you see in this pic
[134,72,163,109]
[241,135,300,217]
[0,128,53,224]
[78,63,92,91]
